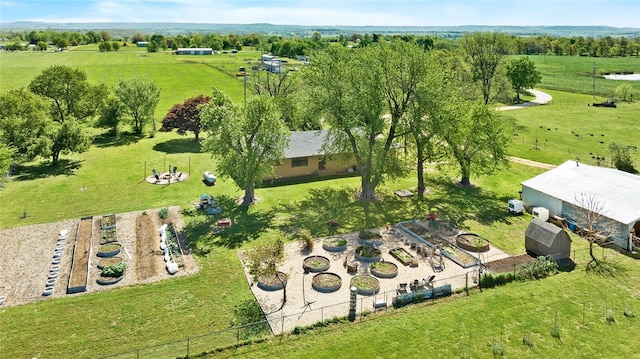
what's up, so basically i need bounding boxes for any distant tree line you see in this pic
[2,28,639,58]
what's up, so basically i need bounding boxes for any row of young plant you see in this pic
[97,214,126,283]
[480,255,559,288]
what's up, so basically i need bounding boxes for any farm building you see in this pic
[137,41,148,47]
[521,160,640,251]
[268,130,356,180]
[175,48,213,55]
[525,218,572,259]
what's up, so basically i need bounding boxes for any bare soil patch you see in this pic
[69,217,92,290]
[135,213,159,280]
[484,253,535,274]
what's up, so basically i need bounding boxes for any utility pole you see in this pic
[592,62,596,99]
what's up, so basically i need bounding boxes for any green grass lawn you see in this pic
[1,50,639,358]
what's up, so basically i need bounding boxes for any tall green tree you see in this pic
[0,87,51,162]
[96,96,124,136]
[303,44,388,200]
[161,95,211,141]
[505,56,541,101]
[27,65,105,164]
[115,77,161,135]
[200,89,289,206]
[0,143,14,176]
[439,102,513,186]
[460,32,513,105]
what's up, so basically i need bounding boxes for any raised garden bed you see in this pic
[355,245,381,262]
[97,275,123,285]
[456,233,490,252]
[165,224,185,268]
[370,261,398,278]
[322,236,348,252]
[303,255,330,273]
[97,243,122,258]
[101,214,116,230]
[358,230,383,247]
[257,271,287,291]
[350,275,380,295]
[389,247,414,266]
[97,256,123,270]
[400,221,478,268]
[311,272,342,293]
[100,228,118,245]
[68,216,93,294]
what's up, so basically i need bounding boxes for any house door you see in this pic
[319,158,326,170]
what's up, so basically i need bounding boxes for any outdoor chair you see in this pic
[397,283,408,294]
[423,275,436,287]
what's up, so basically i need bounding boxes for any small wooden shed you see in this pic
[525,218,571,259]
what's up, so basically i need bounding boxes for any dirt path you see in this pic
[498,89,552,111]
[509,156,557,169]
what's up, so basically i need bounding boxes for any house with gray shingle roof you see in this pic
[270,130,356,180]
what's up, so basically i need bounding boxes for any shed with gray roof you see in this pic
[525,218,571,259]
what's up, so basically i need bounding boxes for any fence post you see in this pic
[321,307,324,334]
[136,349,139,359]
[186,337,190,358]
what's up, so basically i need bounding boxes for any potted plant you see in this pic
[97,262,126,285]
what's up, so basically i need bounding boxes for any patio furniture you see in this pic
[410,258,419,267]
[423,275,436,287]
[410,279,424,292]
[397,283,408,294]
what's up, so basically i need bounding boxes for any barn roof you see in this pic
[525,218,569,247]
[284,130,328,158]
[522,160,640,225]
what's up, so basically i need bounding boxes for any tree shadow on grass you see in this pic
[584,259,628,277]
[425,176,515,228]
[183,194,275,254]
[93,132,145,148]
[153,138,201,154]
[12,159,83,181]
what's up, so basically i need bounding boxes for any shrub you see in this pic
[101,262,126,277]
[480,272,516,288]
[517,255,558,280]
[159,207,169,220]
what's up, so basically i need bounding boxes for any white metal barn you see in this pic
[521,160,640,251]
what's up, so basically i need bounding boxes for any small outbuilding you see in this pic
[525,218,572,259]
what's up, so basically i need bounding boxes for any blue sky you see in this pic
[1,0,639,27]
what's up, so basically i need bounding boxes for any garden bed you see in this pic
[100,228,118,244]
[400,221,478,268]
[455,233,490,252]
[370,261,398,278]
[322,236,348,252]
[311,272,342,293]
[257,271,287,291]
[358,230,383,247]
[67,216,93,294]
[350,275,380,295]
[100,214,116,230]
[389,247,414,266]
[97,243,122,258]
[355,245,381,262]
[303,256,330,273]
[97,256,123,270]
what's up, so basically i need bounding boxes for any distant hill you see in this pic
[2,22,639,38]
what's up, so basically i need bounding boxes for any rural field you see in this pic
[0,47,639,358]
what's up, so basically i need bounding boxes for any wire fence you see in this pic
[98,246,616,359]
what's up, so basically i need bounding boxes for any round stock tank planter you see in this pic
[97,243,122,258]
[303,255,331,273]
[455,233,490,253]
[97,256,123,270]
[97,275,123,285]
[257,271,288,291]
[312,272,342,293]
[355,245,381,263]
[370,261,398,278]
[322,236,348,252]
[350,275,380,295]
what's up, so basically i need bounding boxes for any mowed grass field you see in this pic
[0,49,639,358]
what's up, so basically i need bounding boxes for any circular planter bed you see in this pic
[370,261,398,278]
[257,271,288,291]
[97,256,123,270]
[456,233,490,252]
[355,245,381,262]
[322,236,348,252]
[97,275,123,285]
[350,275,380,295]
[311,272,342,293]
[358,230,383,247]
[303,256,330,273]
[97,243,122,258]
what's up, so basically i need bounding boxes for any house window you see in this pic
[291,157,308,167]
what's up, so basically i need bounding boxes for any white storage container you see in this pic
[532,207,550,222]
[508,199,524,214]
